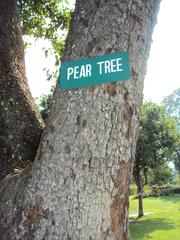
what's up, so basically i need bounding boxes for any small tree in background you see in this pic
[133,102,179,217]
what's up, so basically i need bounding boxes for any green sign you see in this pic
[59,51,130,90]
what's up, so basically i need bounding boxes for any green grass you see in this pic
[129,195,180,240]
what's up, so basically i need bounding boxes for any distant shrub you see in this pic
[150,184,173,197]
[129,184,137,196]
[171,187,180,194]
[142,184,174,197]
[143,185,151,197]
[132,184,175,199]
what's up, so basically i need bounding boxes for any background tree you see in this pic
[163,88,180,126]
[0,0,161,239]
[133,102,179,217]
[163,88,180,172]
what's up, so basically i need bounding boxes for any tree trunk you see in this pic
[137,180,144,218]
[0,0,160,239]
[0,0,44,180]
[133,163,144,217]
[137,188,144,218]
[144,165,148,185]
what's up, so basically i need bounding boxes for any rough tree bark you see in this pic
[0,0,160,239]
[0,0,44,180]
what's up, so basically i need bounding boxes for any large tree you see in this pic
[0,0,71,180]
[0,0,44,180]
[0,0,160,239]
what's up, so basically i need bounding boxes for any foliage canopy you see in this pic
[163,88,180,125]
[17,0,72,59]
[163,88,180,172]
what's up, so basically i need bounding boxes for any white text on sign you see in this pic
[67,58,123,80]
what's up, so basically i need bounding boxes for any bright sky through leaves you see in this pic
[25,0,180,102]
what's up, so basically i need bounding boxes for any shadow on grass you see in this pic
[130,217,176,239]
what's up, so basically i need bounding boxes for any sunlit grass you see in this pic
[129,195,180,240]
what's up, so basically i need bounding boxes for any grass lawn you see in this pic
[129,194,180,240]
